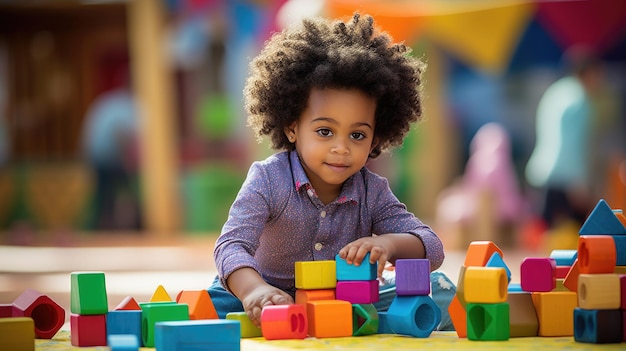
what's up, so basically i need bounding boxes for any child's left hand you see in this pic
[338,236,394,279]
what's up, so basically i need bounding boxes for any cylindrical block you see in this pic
[261,304,307,340]
[463,267,508,303]
[577,274,621,310]
[578,236,616,274]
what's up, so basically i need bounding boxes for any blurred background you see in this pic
[0,0,624,250]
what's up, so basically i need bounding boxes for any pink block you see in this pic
[70,314,107,347]
[336,280,379,304]
[520,257,556,292]
[261,304,307,340]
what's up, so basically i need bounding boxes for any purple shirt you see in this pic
[214,151,444,295]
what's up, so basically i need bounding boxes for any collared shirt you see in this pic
[214,151,444,295]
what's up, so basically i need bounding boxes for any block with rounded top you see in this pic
[395,258,430,295]
[578,235,616,274]
[463,266,508,303]
[261,304,307,340]
[520,257,556,292]
[464,241,503,267]
[335,253,377,281]
[295,260,337,290]
[70,271,108,315]
[577,273,621,310]
[12,289,65,339]
[386,295,441,338]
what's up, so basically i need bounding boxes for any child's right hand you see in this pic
[240,283,294,327]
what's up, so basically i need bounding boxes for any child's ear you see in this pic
[370,137,380,153]
[284,123,297,143]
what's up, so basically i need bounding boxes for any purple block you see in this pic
[336,280,379,304]
[395,259,430,296]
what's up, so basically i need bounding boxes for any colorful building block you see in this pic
[578,235,616,274]
[336,280,379,304]
[352,304,378,336]
[0,304,12,317]
[12,289,65,339]
[577,274,621,310]
[225,312,262,338]
[155,320,240,351]
[0,317,34,351]
[114,296,141,311]
[386,295,441,338]
[108,334,139,351]
[140,302,189,347]
[549,249,578,266]
[70,313,107,347]
[295,289,335,307]
[531,292,577,336]
[579,199,626,235]
[621,275,626,310]
[574,308,622,344]
[376,312,394,334]
[260,304,307,340]
[395,258,430,295]
[335,253,377,281]
[507,292,538,337]
[70,271,108,315]
[106,310,141,344]
[447,295,467,338]
[463,267,508,303]
[295,260,337,290]
[563,259,580,292]
[613,235,626,266]
[464,241,503,267]
[306,300,352,338]
[485,252,511,283]
[520,257,556,292]
[555,266,570,279]
[150,285,173,302]
[456,265,468,306]
[176,290,218,320]
[466,303,509,341]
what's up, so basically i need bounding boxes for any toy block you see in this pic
[352,303,378,336]
[554,279,569,292]
[447,295,467,338]
[70,313,107,347]
[531,291,577,336]
[108,334,139,351]
[387,295,441,338]
[507,282,522,292]
[615,266,626,274]
[613,235,626,266]
[621,275,626,310]
[623,310,626,342]
[464,241,503,267]
[336,280,379,304]
[140,302,189,347]
[335,253,377,281]
[507,292,538,337]
[555,266,570,279]
[225,312,262,338]
[550,249,577,266]
[176,290,218,320]
[295,289,335,307]
[578,235,617,274]
[106,310,141,343]
[150,285,173,302]
[574,308,622,344]
[463,267,508,303]
[295,260,337,289]
[466,303,509,341]
[0,304,12,317]
[520,257,556,292]
[563,259,580,292]
[114,296,141,311]
[155,320,240,351]
[456,265,468,306]
[376,311,394,334]
[12,289,65,339]
[70,271,108,315]
[306,300,352,338]
[485,252,511,283]
[0,317,34,351]
[577,274,621,309]
[395,258,430,295]
[260,304,307,340]
[579,199,626,235]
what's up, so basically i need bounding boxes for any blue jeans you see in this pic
[207,271,456,331]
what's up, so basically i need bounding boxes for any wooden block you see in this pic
[615,266,626,274]
[306,300,352,338]
[386,295,441,338]
[555,266,570,279]
[225,312,262,338]
[574,308,622,344]
[463,267,508,303]
[456,265,468,306]
[108,334,139,351]
[0,317,34,351]
[295,289,335,307]
[578,235,617,274]
[352,304,378,336]
[150,285,173,302]
[520,257,556,292]
[613,235,626,266]
[507,283,522,292]
[155,320,240,351]
[485,252,511,283]
[507,292,538,337]
[106,310,141,344]
[464,241,503,267]
[70,313,107,347]
[621,275,626,310]
[447,295,467,338]
[336,280,379,304]
[140,302,189,347]
[563,258,580,292]
[549,249,578,266]
[295,261,337,290]
[335,253,377,281]
[176,290,218,320]
[376,311,394,334]
[531,292,577,336]
[553,279,570,292]
[70,272,108,315]
[623,310,626,342]
[466,303,509,341]
[261,304,307,340]
[395,258,430,295]
[114,296,141,311]
[577,274,621,309]
[12,289,65,339]
[579,199,626,235]
[0,304,12,318]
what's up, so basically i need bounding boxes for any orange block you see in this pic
[114,296,141,310]
[176,290,218,320]
[531,292,577,336]
[578,235,616,274]
[447,295,467,338]
[295,289,335,307]
[464,241,504,267]
[261,304,307,340]
[563,259,580,292]
[306,300,352,338]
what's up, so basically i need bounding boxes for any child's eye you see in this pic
[316,128,333,137]
[351,132,366,141]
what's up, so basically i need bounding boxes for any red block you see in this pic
[0,304,12,317]
[261,304,307,340]
[70,314,107,347]
[555,266,570,279]
[12,289,65,339]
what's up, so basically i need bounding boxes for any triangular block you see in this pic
[114,296,141,310]
[176,290,218,320]
[579,199,626,235]
[150,285,172,302]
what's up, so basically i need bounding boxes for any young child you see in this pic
[210,13,455,330]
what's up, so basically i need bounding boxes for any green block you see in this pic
[70,272,108,315]
[352,304,379,336]
[226,311,262,338]
[141,303,189,347]
[467,302,510,341]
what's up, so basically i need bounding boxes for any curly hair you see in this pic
[244,13,426,158]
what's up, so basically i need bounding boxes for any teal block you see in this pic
[579,199,626,235]
[155,320,240,351]
[467,303,509,341]
[485,252,511,283]
[70,272,108,315]
[377,312,394,334]
[352,304,379,336]
[141,303,189,347]
[336,253,377,281]
[387,295,441,338]
[108,334,139,351]
[549,250,578,266]
[107,310,142,345]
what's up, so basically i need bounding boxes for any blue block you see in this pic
[108,334,139,351]
[486,252,511,283]
[107,310,142,344]
[507,282,523,292]
[612,235,626,266]
[386,295,441,338]
[549,250,578,266]
[336,253,377,281]
[579,199,626,235]
[574,308,622,344]
[377,312,394,334]
[155,320,240,351]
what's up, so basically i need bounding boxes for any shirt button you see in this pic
[314,242,323,251]
[320,210,326,218]
[307,189,314,197]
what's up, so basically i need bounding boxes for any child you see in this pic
[210,13,455,330]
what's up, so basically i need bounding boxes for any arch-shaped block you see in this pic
[386,295,441,338]
[12,289,65,339]
[261,304,307,340]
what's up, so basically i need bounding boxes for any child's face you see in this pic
[285,88,377,201]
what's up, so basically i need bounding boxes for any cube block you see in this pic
[70,272,108,315]
[225,312,262,338]
[336,280,378,304]
[574,308,622,344]
[395,259,430,295]
[466,303,509,341]
[70,313,107,347]
[295,261,336,289]
[306,300,352,338]
[295,289,335,307]
[531,292,577,336]
[140,302,189,347]
[520,257,556,292]
[0,317,34,351]
[335,253,377,281]
[106,310,141,344]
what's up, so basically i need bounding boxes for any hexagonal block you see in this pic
[12,289,65,339]
[386,295,441,338]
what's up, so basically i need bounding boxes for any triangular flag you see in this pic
[579,199,626,235]
[114,296,141,310]
[149,285,173,302]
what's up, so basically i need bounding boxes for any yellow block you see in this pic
[463,266,507,303]
[150,285,173,302]
[295,261,337,290]
[531,292,577,336]
[577,274,621,310]
[0,317,34,351]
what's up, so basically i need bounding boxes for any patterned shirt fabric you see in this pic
[214,150,444,295]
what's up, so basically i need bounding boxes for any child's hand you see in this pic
[338,236,393,279]
[240,283,294,327]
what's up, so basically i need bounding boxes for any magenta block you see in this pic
[336,280,379,304]
[520,257,556,292]
[395,259,430,296]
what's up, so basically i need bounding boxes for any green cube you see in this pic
[226,311,262,338]
[467,302,510,341]
[70,272,108,315]
[141,302,189,347]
